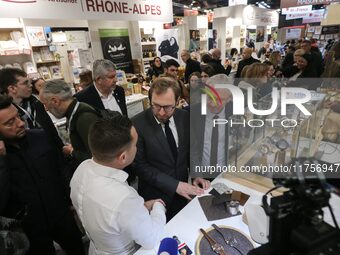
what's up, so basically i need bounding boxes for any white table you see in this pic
[135,177,263,255]
[135,176,340,255]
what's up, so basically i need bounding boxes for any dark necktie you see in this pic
[210,115,219,166]
[164,120,177,161]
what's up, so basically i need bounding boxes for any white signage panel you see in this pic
[0,0,173,22]
[286,28,302,39]
[243,6,279,27]
[282,5,312,15]
[302,9,325,23]
[228,0,247,6]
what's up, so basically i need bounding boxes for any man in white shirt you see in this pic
[70,112,166,255]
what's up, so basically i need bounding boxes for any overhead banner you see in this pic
[302,9,325,23]
[99,29,133,73]
[243,6,279,27]
[281,0,340,9]
[285,8,324,20]
[0,0,173,22]
[282,5,312,15]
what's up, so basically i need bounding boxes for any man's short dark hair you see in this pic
[201,65,216,77]
[302,40,311,45]
[149,77,181,102]
[165,59,180,69]
[88,111,133,163]
[0,68,27,94]
[0,94,13,110]
[288,45,296,51]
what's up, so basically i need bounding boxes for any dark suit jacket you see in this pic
[207,59,232,76]
[3,130,69,236]
[190,102,233,178]
[75,84,127,116]
[15,96,64,151]
[132,108,189,207]
[235,57,260,79]
[184,58,201,83]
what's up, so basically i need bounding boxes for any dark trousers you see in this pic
[27,211,84,255]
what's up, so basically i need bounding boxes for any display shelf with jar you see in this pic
[140,27,157,74]
[0,23,38,77]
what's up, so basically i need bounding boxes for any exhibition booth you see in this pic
[213,5,279,64]
[0,0,340,255]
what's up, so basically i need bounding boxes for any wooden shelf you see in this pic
[141,42,156,46]
[142,57,155,61]
[32,45,49,48]
[36,60,60,65]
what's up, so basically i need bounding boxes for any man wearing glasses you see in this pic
[0,68,64,153]
[132,77,210,221]
[75,59,127,116]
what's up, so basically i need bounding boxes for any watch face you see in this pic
[276,139,289,150]
[270,134,281,144]
[259,143,270,154]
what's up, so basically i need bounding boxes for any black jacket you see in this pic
[132,109,189,213]
[15,96,64,150]
[3,130,70,236]
[207,59,232,76]
[235,57,260,79]
[75,84,127,116]
[184,58,201,83]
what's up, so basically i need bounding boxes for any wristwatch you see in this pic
[212,224,243,255]
[200,228,226,255]
[276,139,289,151]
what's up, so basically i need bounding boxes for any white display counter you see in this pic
[134,176,340,255]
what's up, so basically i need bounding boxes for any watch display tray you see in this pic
[196,226,254,255]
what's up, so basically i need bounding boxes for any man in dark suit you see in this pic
[132,77,210,220]
[0,68,64,151]
[235,48,260,79]
[75,59,127,116]
[0,95,84,255]
[207,48,232,76]
[190,74,233,178]
[181,49,201,83]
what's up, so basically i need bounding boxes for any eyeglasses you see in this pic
[152,104,176,113]
[17,79,31,86]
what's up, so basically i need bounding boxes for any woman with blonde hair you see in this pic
[239,63,271,101]
[269,51,282,77]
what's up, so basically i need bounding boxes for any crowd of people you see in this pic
[0,38,339,255]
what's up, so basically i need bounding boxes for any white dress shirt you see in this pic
[202,107,226,166]
[94,85,122,114]
[154,116,179,148]
[70,159,166,255]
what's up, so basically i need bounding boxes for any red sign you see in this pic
[281,0,340,8]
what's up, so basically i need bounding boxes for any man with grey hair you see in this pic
[180,49,201,83]
[40,79,100,167]
[190,74,233,177]
[207,48,232,76]
[75,59,127,116]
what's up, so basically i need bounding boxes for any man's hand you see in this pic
[63,143,73,157]
[0,141,6,156]
[193,177,211,190]
[144,199,165,212]
[176,181,204,200]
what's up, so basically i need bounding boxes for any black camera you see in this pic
[249,158,340,255]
